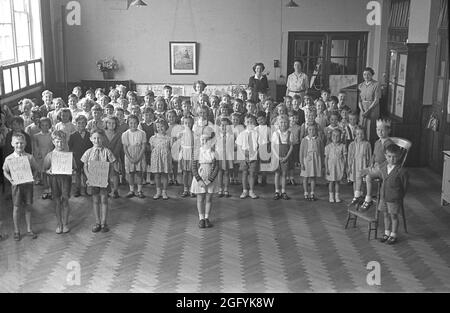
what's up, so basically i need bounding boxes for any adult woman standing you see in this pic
[286,60,309,99]
[248,63,269,102]
[358,67,381,142]
[191,80,207,116]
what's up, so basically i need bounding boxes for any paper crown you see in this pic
[376,119,391,128]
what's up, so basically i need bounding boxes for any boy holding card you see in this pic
[81,129,116,233]
[2,132,39,241]
[43,130,76,234]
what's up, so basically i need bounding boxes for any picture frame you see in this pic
[397,54,407,86]
[395,85,405,118]
[169,41,198,75]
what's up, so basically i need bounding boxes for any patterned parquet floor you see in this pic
[0,168,449,293]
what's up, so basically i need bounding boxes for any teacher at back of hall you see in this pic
[248,63,269,102]
[286,59,309,99]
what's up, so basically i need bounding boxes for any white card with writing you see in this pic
[51,152,73,175]
[8,156,34,185]
[87,160,109,188]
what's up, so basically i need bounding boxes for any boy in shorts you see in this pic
[81,129,116,233]
[2,132,38,241]
[363,144,408,244]
[236,114,259,199]
[43,130,76,234]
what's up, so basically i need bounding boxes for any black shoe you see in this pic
[198,219,205,229]
[92,224,101,233]
[101,224,110,233]
[112,191,120,199]
[204,219,213,228]
[379,234,389,243]
[387,236,397,245]
[273,192,281,200]
[281,192,290,200]
[309,195,317,201]
[126,191,135,198]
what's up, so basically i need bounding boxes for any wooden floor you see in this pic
[0,168,449,293]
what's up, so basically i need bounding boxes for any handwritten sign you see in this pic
[51,152,73,175]
[8,156,34,185]
[87,160,109,188]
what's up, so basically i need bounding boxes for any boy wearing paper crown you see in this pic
[43,130,77,234]
[2,132,39,241]
[359,118,394,211]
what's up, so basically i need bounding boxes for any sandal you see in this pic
[101,224,110,233]
[273,192,281,200]
[41,192,48,200]
[27,231,38,239]
[281,192,290,200]
[351,197,362,205]
[387,236,397,245]
[218,191,224,198]
[14,232,21,241]
[359,200,374,211]
[181,191,189,198]
[224,191,231,198]
[137,191,146,199]
[379,234,389,243]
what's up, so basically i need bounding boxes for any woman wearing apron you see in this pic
[286,59,309,99]
[358,67,381,143]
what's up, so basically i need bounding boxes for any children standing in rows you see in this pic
[69,115,92,197]
[149,119,172,200]
[325,129,347,203]
[122,115,147,198]
[3,133,39,241]
[81,129,116,233]
[33,117,53,198]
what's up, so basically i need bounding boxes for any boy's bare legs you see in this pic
[62,198,70,229]
[218,170,224,192]
[223,170,229,193]
[390,213,399,238]
[274,172,280,192]
[13,206,20,234]
[242,171,248,192]
[100,192,108,226]
[55,199,63,230]
[93,195,101,225]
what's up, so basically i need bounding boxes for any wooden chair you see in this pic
[345,137,412,239]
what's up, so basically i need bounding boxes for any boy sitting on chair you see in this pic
[359,118,394,210]
[362,144,408,245]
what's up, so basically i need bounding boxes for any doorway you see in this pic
[287,32,368,110]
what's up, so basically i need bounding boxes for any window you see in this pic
[288,32,367,98]
[0,0,41,65]
[0,0,42,97]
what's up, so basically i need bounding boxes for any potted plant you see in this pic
[96,57,119,79]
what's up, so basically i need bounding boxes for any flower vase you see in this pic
[102,70,114,80]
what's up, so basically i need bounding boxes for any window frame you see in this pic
[0,0,35,66]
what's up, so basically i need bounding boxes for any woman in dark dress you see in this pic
[248,63,269,103]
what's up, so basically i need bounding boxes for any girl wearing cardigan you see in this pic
[190,132,219,229]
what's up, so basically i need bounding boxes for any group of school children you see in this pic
[0,81,408,244]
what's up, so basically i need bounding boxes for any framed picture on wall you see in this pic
[397,54,407,86]
[395,85,405,118]
[169,42,198,75]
